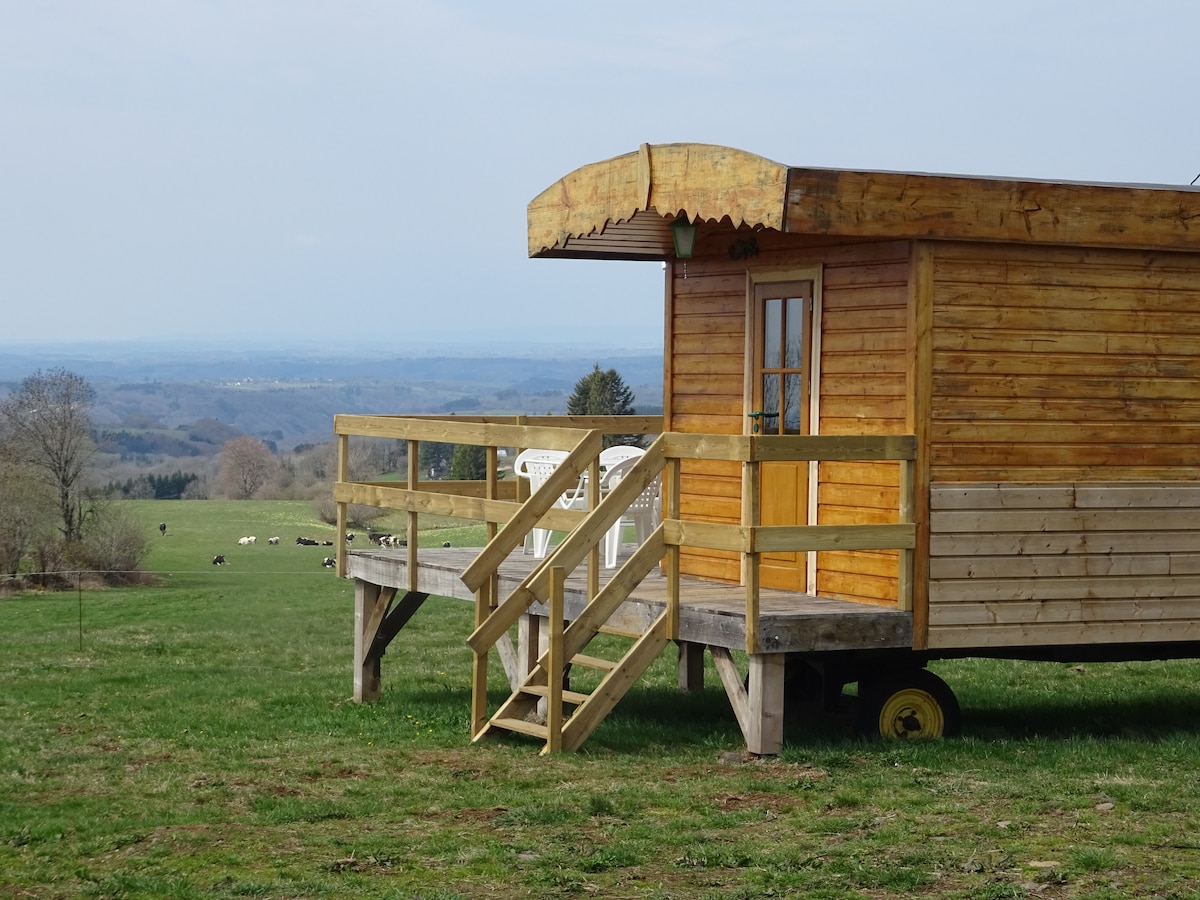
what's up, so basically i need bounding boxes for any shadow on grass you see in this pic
[380,652,1200,753]
[962,693,1200,742]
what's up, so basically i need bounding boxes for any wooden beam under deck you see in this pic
[345,546,912,656]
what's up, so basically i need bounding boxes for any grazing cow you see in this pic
[212,554,226,565]
[368,532,388,545]
[442,541,451,548]
[159,522,167,536]
[346,533,355,543]
[321,557,336,568]
[268,536,280,545]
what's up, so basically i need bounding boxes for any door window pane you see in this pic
[785,296,806,369]
[763,298,782,369]
[761,373,780,433]
[783,374,802,434]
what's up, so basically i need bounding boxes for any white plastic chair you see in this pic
[512,448,586,558]
[598,446,660,568]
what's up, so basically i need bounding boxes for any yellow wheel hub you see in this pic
[877,687,945,738]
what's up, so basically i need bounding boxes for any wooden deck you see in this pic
[346,544,913,655]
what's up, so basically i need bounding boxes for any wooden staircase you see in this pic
[487,613,672,753]
[473,530,672,754]
[464,439,675,753]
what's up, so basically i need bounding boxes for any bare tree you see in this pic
[0,368,98,542]
[217,435,277,499]
[0,458,56,577]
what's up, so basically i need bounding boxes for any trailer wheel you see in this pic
[857,669,961,739]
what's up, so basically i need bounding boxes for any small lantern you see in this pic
[671,215,698,259]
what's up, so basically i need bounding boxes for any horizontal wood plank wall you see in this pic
[930,242,1200,482]
[817,245,910,606]
[668,232,911,597]
[927,241,1200,649]
[670,252,748,583]
[929,483,1200,648]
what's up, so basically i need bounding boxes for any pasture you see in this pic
[3,500,1200,898]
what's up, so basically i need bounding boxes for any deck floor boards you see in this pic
[347,544,912,654]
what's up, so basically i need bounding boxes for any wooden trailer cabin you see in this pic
[336,142,1200,754]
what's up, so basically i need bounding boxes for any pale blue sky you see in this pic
[2,1,1197,350]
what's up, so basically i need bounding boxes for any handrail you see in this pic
[467,437,668,652]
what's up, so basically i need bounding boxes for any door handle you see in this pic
[747,410,779,434]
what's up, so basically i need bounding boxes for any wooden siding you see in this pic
[928,483,1200,649]
[930,242,1200,483]
[666,235,911,600]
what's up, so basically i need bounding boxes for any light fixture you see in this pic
[670,214,698,259]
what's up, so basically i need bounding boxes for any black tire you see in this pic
[856,668,961,739]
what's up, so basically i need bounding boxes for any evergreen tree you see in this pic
[567,364,639,448]
[419,442,455,479]
[449,444,487,480]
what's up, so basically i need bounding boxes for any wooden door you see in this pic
[748,279,815,592]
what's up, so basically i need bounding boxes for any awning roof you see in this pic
[528,143,789,260]
[528,143,1200,259]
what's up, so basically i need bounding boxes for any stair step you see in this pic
[570,653,617,672]
[598,623,642,638]
[522,685,589,705]
[491,716,549,738]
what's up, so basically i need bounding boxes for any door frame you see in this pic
[743,266,823,590]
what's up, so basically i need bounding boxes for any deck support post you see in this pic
[712,646,785,755]
[518,614,542,676]
[677,641,705,691]
[746,653,785,755]
[354,580,429,703]
[353,580,383,702]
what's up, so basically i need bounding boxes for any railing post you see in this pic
[587,451,601,603]
[546,566,565,753]
[471,585,490,740]
[406,439,419,593]
[898,455,914,612]
[742,454,761,654]
[335,433,350,578]
[666,455,681,640]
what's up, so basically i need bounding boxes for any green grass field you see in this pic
[4,500,1200,898]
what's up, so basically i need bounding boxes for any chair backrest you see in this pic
[599,445,645,470]
[513,448,587,508]
[513,448,568,485]
[600,452,660,512]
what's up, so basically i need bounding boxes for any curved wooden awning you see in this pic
[528,143,789,260]
[530,143,1200,258]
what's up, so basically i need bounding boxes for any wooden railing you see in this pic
[331,414,664,582]
[334,417,916,737]
[332,415,916,640]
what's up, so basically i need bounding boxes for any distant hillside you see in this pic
[0,343,664,450]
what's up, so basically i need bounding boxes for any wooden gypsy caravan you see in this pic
[336,142,1200,755]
